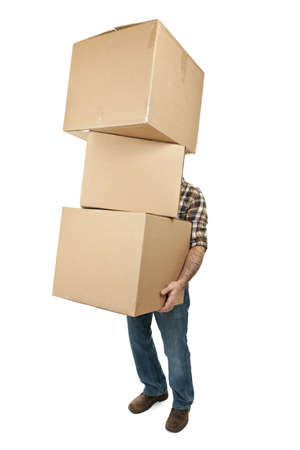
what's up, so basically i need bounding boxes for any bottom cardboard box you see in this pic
[52,207,191,316]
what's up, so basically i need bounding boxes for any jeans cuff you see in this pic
[172,403,192,410]
[143,386,167,396]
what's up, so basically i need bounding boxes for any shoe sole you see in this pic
[165,419,188,433]
[128,394,168,414]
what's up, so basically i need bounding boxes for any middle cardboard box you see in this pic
[80,132,185,218]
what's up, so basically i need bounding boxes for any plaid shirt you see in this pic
[178,178,208,250]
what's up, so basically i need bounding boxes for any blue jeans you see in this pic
[126,285,194,410]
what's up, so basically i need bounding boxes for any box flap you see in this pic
[114,19,158,31]
[75,19,158,44]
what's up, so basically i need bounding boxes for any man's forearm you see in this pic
[177,246,206,288]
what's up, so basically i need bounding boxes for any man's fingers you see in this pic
[159,282,178,312]
[159,305,174,313]
[161,283,173,295]
[158,296,175,313]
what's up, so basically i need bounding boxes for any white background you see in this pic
[1,1,299,449]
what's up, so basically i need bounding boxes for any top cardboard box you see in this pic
[63,19,204,154]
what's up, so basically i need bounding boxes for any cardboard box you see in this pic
[52,207,191,316]
[80,132,185,218]
[63,19,204,154]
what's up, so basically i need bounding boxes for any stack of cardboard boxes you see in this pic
[52,19,204,317]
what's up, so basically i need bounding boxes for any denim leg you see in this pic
[126,311,168,396]
[154,286,194,409]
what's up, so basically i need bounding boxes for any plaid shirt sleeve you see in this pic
[186,189,208,250]
[178,179,208,250]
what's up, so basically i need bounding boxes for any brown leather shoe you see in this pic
[165,407,191,432]
[128,390,168,414]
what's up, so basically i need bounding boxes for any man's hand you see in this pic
[158,281,185,313]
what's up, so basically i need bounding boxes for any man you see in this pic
[126,176,208,433]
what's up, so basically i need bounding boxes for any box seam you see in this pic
[145,21,160,123]
[133,214,147,316]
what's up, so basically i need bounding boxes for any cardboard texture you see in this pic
[80,132,185,218]
[52,207,191,316]
[63,19,204,153]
